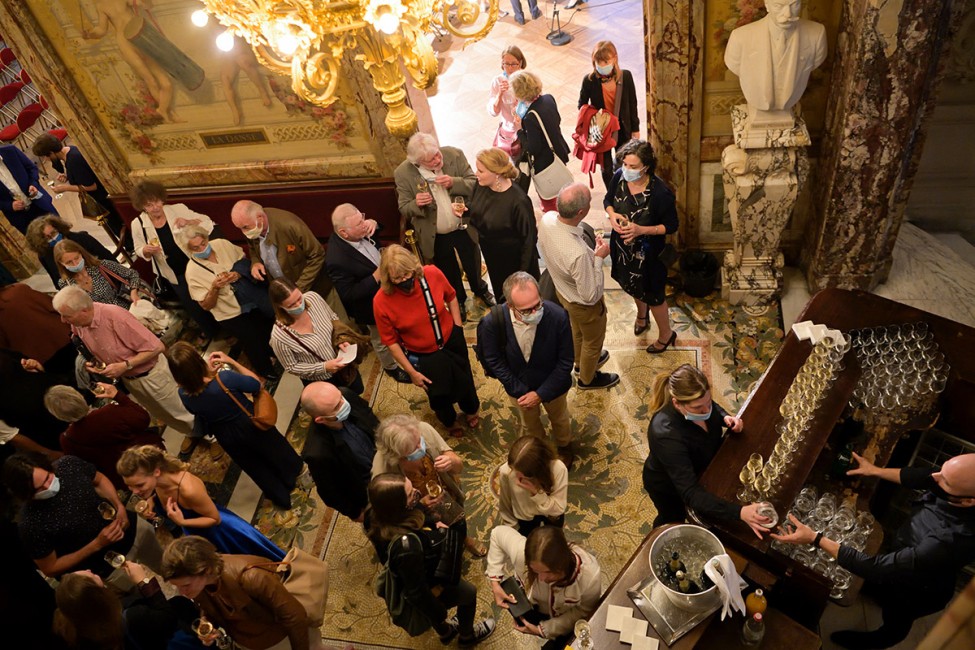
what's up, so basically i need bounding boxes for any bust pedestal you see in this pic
[721,104,809,307]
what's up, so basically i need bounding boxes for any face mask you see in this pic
[405,436,426,462]
[515,101,529,119]
[683,404,713,422]
[48,233,63,246]
[285,301,306,316]
[34,476,60,500]
[334,399,351,422]
[64,260,85,273]
[621,167,646,182]
[395,277,415,293]
[244,223,263,239]
[191,244,212,259]
[502,70,508,79]
[520,305,544,325]
[596,63,614,76]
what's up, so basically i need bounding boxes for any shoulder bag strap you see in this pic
[491,304,506,352]
[418,276,444,349]
[528,109,558,156]
[190,257,216,275]
[96,265,121,293]
[213,372,253,417]
[100,263,133,289]
[275,322,328,362]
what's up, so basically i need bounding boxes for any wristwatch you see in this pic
[811,531,824,549]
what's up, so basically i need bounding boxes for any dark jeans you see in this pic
[520,607,572,650]
[162,276,220,339]
[860,582,951,647]
[435,578,478,638]
[219,309,276,377]
[413,326,480,427]
[516,514,565,537]
[432,230,489,307]
[643,459,687,528]
[510,0,539,19]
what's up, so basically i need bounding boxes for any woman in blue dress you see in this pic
[165,342,304,510]
[118,445,285,560]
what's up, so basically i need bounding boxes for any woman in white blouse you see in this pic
[268,277,363,392]
[129,181,218,339]
[498,435,568,535]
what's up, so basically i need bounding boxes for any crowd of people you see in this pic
[0,31,972,650]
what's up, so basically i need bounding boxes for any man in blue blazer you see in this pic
[0,145,57,233]
[477,271,576,467]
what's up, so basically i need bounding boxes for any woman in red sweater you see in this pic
[373,245,480,437]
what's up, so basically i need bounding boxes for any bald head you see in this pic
[231,200,267,237]
[556,183,592,224]
[300,381,344,425]
[935,453,975,506]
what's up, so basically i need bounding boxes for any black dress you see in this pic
[468,183,539,298]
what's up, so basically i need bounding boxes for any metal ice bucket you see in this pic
[648,524,724,614]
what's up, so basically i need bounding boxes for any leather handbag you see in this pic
[247,546,329,626]
[528,109,574,200]
[375,534,433,636]
[213,372,278,430]
[79,190,109,221]
[432,526,464,585]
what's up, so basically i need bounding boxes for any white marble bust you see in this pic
[725,0,827,120]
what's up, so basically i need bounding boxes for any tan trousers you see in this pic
[123,354,195,436]
[556,292,607,384]
[509,392,572,447]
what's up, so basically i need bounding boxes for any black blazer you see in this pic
[324,233,382,325]
[577,69,640,147]
[519,94,570,172]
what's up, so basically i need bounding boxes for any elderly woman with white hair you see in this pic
[180,225,278,380]
[510,70,570,213]
[371,413,486,556]
[392,132,495,322]
[44,382,161,489]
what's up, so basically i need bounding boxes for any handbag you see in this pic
[247,546,329,626]
[213,372,278,430]
[374,534,433,636]
[432,526,464,585]
[528,109,574,200]
[79,190,109,221]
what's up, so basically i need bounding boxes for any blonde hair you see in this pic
[161,535,224,581]
[53,239,101,283]
[510,70,542,102]
[590,40,621,81]
[648,364,710,415]
[116,444,187,480]
[375,413,426,461]
[476,147,518,180]
[44,385,90,423]
[378,245,424,294]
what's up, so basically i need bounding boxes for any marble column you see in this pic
[722,107,811,306]
[804,0,967,290]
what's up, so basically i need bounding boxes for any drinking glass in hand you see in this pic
[756,502,779,529]
[98,502,117,521]
[416,179,429,193]
[451,196,468,230]
[104,550,126,569]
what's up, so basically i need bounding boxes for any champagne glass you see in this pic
[575,619,594,650]
[416,179,429,193]
[133,497,163,528]
[427,481,443,499]
[756,502,779,529]
[451,196,468,230]
[98,502,117,521]
[104,550,126,569]
[192,617,214,640]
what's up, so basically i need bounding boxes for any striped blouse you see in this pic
[269,291,339,381]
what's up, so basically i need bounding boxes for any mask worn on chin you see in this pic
[520,306,545,325]
[595,63,614,76]
[335,399,351,422]
[192,244,213,259]
[34,476,60,500]
[395,277,415,293]
[621,167,646,182]
[683,404,713,422]
[285,302,306,316]
[48,233,63,246]
[64,260,85,273]
[405,436,427,462]
[515,101,529,119]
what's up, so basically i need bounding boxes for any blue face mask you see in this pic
[515,101,529,119]
[48,233,63,247]
[596,63,614,76]
[64,260,85,273]
[334,399,351,422]
[520,305,544,325]
[405,436,426,462]
[285,301,306,316]
[34,476,60,500]
[192,244,212,259]
[621,167,646,182]
[683,404,713,422]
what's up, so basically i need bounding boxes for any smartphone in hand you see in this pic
[500,576,533,619]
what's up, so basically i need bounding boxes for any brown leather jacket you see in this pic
[195,554,310,650]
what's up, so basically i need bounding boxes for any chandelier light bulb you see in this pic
[190,10,209,27]
[277,33,300,56]
[376,11,401,35]
[215,30,235,52]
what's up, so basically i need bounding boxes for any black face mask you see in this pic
[395,277,415,293]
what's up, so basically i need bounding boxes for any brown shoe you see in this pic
[207,440,225,461]
[178,436,199,461]
[557,444,575,470]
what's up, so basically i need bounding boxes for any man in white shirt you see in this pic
[537,183,618,390]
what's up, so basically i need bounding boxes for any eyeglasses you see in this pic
[514,302,543,317]
[501,61,521,68]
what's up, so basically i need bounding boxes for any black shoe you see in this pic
[459,304,468,323]
[574,349,609,374]
[531,7,542,19]
[557,444,575,470]
[513,13,525,24]
[578,371,620,390]
[458,618,496,647]
[477,292,496,307]
[385,367,411,384]
[438,616,459,645]
[647,331,677,354]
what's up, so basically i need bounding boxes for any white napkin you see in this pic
[704,554,747,620]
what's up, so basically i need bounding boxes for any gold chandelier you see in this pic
[197,1,500,137]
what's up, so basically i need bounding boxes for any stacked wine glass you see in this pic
[770,486,875,599]
[848,323,948,429]
[737,331,851,504]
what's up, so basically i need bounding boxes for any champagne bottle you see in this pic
[741,612,765,646]
[668,551,687,576]
[676,570,691,593]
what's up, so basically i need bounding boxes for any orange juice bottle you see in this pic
[745,588,768,617]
